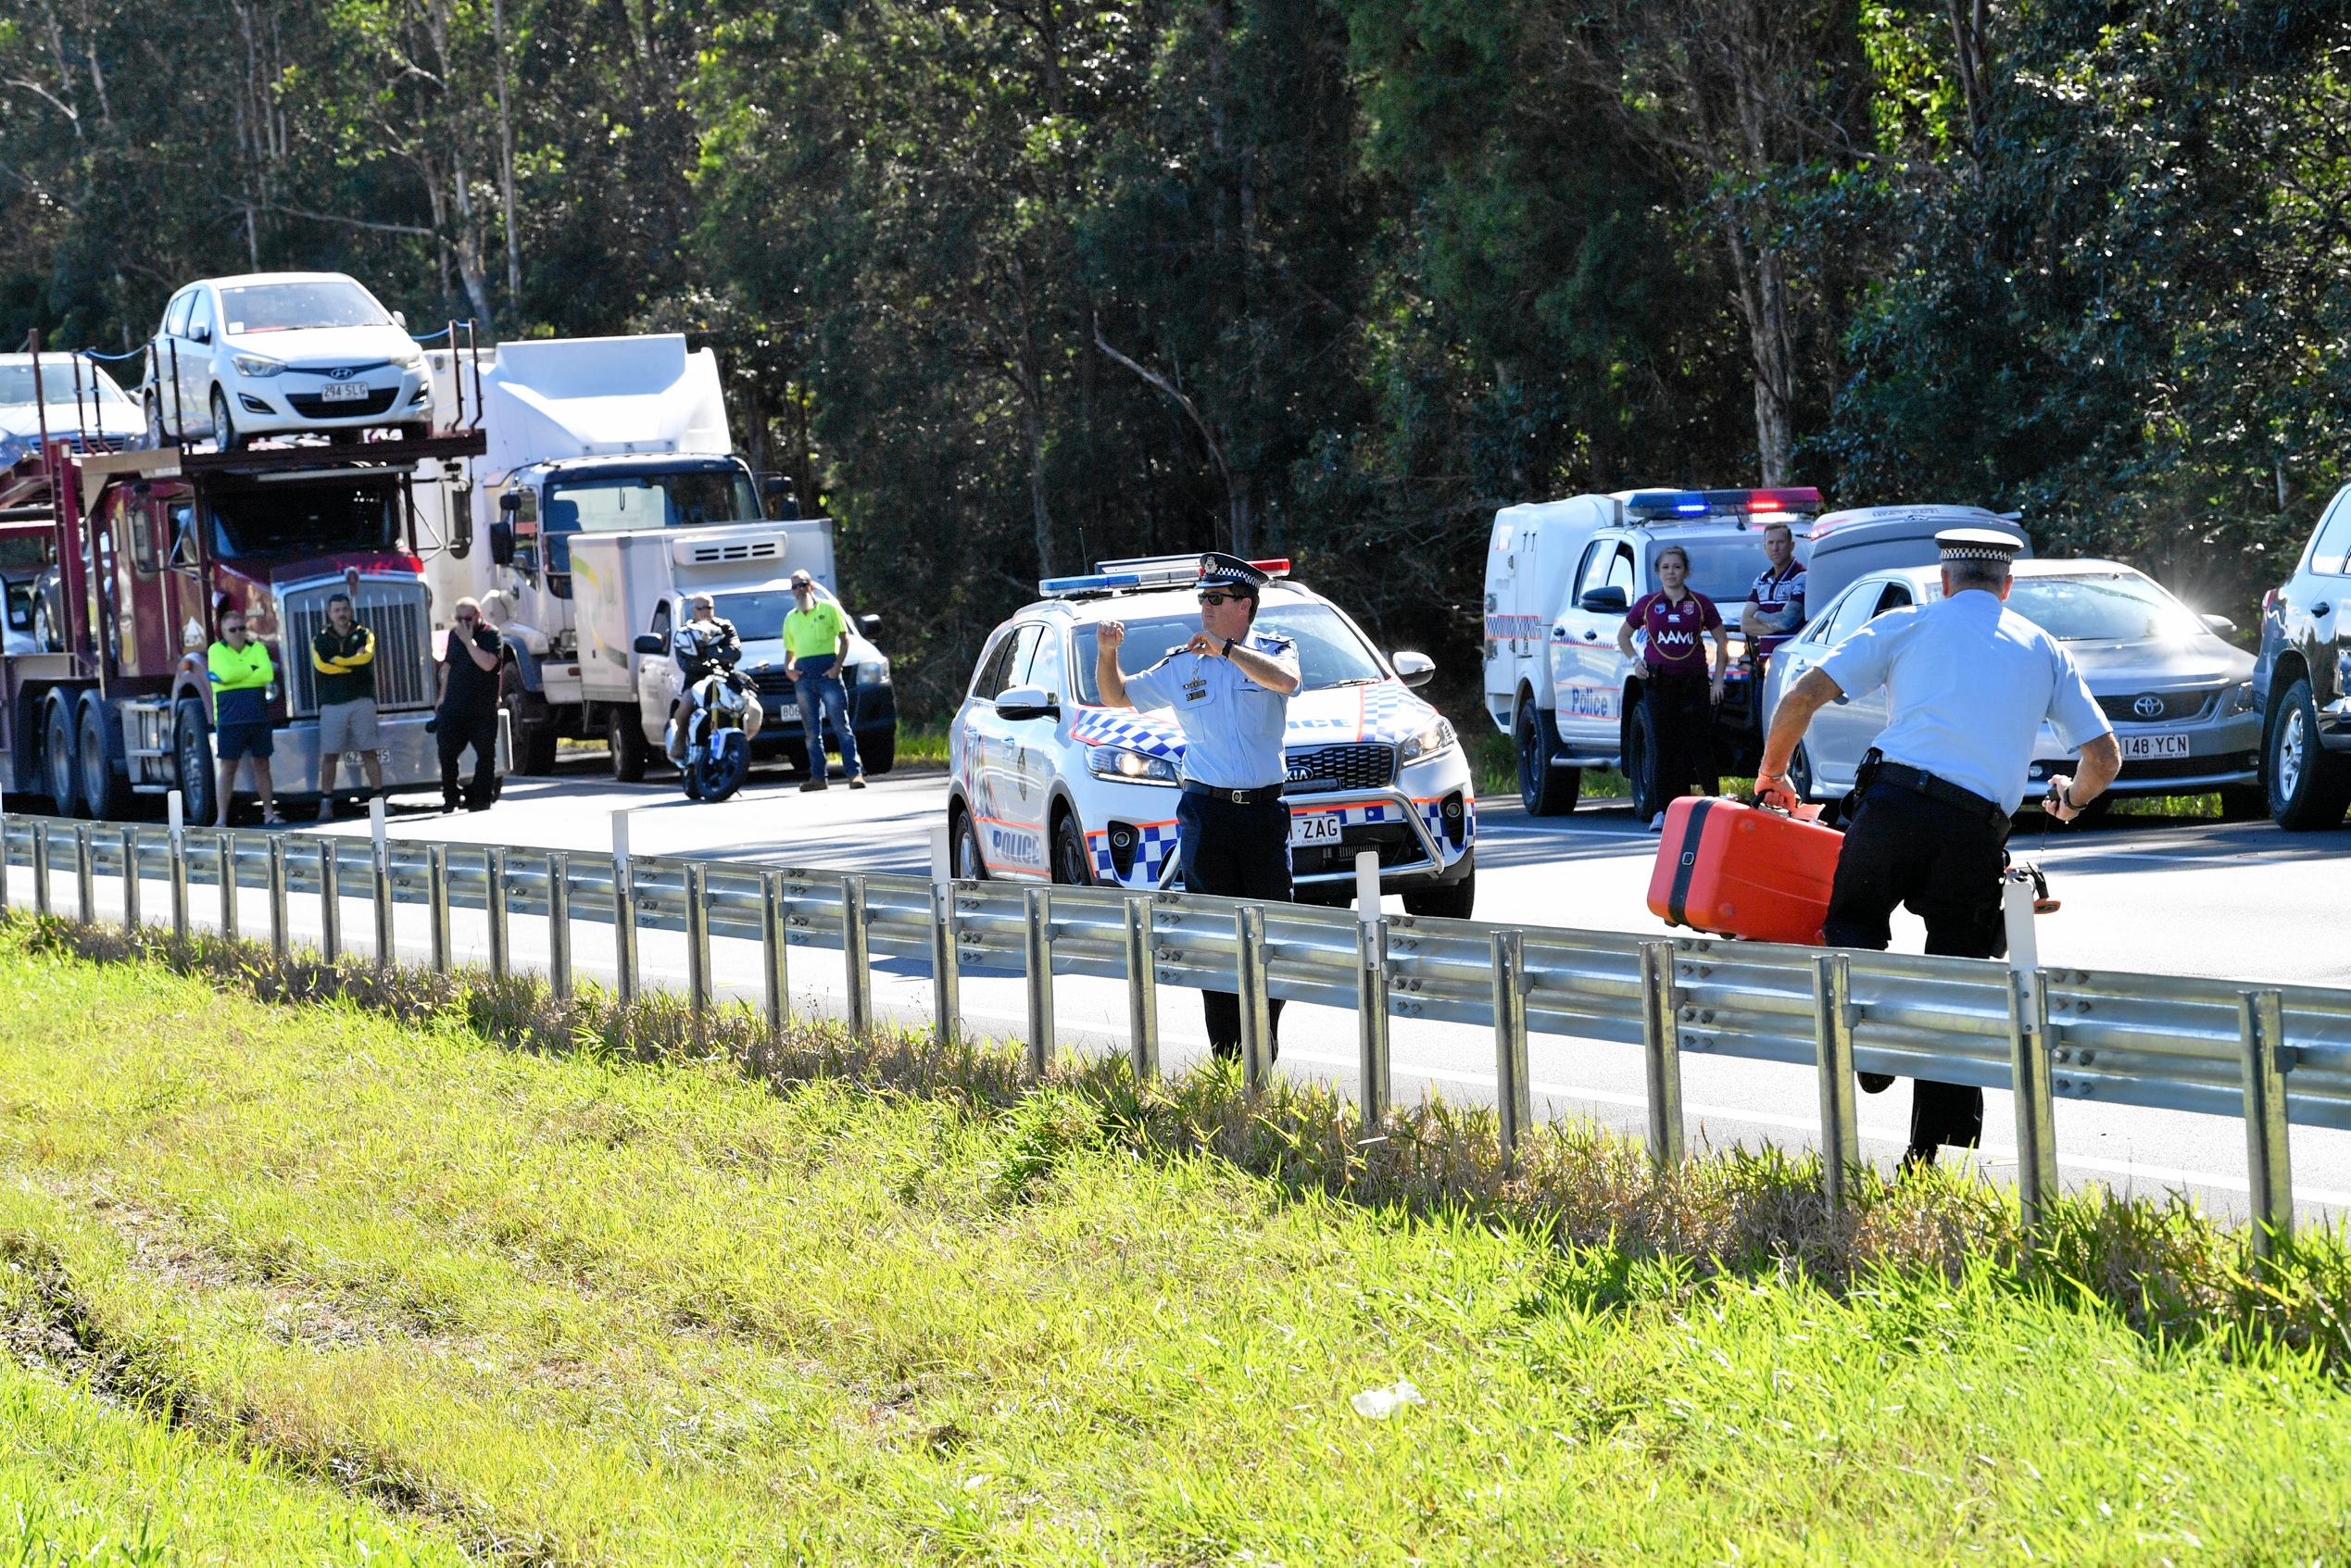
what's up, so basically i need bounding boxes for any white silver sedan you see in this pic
[1761,558,2262,815]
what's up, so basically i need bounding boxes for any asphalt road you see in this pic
[40,749,2351,1223]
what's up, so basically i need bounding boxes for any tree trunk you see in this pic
[493,0,522,300]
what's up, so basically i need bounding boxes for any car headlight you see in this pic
[231,354,285,378]
[1087,745,1179,785]
[853,658,891,686]
[1399,717,1457,765]
[2225,681,2257,715]
[393,346,426,370]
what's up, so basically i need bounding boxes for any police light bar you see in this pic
[1089,553,1297,587]
[1248,558,1292,579]
[1626,486,1824,520]
[1037,571,1143,598]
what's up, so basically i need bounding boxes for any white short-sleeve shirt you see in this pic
[1817,589,2110,809]
[1121,633,1301,790]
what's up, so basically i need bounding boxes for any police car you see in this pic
[946,555,1478,914]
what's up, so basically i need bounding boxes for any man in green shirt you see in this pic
[782,568,864,792]
[205,602,282,826]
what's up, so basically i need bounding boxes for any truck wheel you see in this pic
[42,700,82,818]
[501,663,558,774]
[606,707,647,783]
[1515,704,1579,816]
[1625,699,1661,822]
[78,700,132,821]
[2268,678,2351,830]
[1050,809,1092,885]
[1403,860,1476,920]
[859,727,897,776]
[174,698,219,827]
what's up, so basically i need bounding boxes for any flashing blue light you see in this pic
[1675,501,1707,514]
[1038,571,1143,597]
[1628,490,1711,517]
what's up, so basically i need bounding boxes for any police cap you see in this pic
[1197,551,1271,590]
[1936,527,2023,564]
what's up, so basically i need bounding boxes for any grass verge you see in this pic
[4,919,2350,1560]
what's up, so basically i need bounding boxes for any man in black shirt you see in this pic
[435,596,504,812]
[312,588,384,814]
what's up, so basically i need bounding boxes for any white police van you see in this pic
[947,555,1478,915]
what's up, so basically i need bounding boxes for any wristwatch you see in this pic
[1221,636,1238,659]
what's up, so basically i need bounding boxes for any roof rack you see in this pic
[1622,487,1823,523]
[1038,554,1292,600]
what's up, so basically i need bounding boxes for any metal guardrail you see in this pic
[0,811,2332,1252]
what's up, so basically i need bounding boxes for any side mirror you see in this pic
[1579,585,1628,615]
[499,491,522,518]
[2201,612,2237,636]
[632,633,666,656]
[1390,650,1436,689]
[191,325,210,345]
[487,519,515,566]
[4,589,29,633]
[761,476,799,521]
[392,309,408,330]
[859,613,882,637]
[994,684,1057,722]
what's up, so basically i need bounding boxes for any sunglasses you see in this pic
[1197,590,1250,608]
[454,613,479,624]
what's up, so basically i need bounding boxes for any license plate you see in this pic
[1289,813,1344,848]
[319,381,371,403]
[2120,733,2190,759]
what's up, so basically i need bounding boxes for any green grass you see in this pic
[2,928,2350,1560]
[1468,728,1628,802]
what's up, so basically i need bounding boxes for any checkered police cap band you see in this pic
[1196,551,1270,589]
[1935,527,2021,563]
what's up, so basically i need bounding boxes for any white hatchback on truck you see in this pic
[947,555,1478,915]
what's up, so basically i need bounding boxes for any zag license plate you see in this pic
[2119,733,2189,760]
[1289,813,1343,848]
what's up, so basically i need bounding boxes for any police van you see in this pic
[946,555,1478,915]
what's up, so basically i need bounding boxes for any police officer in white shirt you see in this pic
[1095,553,1303,1061]
[1754,528,2121,1167]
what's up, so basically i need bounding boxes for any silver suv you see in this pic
[2255,483,2351,828]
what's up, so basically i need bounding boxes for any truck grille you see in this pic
[282,580,437,716]
[1284,743,1395,794]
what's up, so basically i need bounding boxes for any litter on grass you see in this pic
[1350,1379,1427,1420]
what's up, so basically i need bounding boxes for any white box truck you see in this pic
[411,333,894,774]
[569,520,896,782]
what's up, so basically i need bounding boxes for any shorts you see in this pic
[318,696,381,753]
[214,721,274,762]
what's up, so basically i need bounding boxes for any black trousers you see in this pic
[436,707,500,810]
[1644,671,1718,811]
[1821,781,2007,1158]
[1176,790,1293,1060]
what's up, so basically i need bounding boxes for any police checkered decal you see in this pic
[1088,819,1183,886]
[1068,706,1187,759]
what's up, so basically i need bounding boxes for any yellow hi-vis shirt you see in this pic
[784,598,848,660]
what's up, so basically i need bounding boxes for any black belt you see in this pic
[1871,760,2008,830]
[1182,780,1286,806]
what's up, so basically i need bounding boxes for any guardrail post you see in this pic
[2239,989,2294,1260]
[318,840,340,962]
[611,813,637,1005]
[168,821,188,941]
[1356,916,1390,1131]
[73,823,94,924]
[484,847,509,981]
[215,832,237,944]
[426,843,451,974]
[547,851,572,1001]
[1492,930,1530,1156]
[761,870,790,1072]
[0,818,12,914]
[1639,941,1684,1171]
[932,883,962,1050]
[267,837,288,960]
[1024,886,1053,1080]
[685,860,711,1028]
[1812,953,1860,1212]
[1237,905,1271,1096]
[31,821,49,918]
[1123,897,1156,1080]
[841,873,871,1039]
[118,825,139,934]
[2006,970,2058,1244]
[371,808,395,971]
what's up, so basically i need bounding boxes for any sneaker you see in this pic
[799,777,829,793]
[848,775,868,790]
[1857,1072,1895,1095]
[1646,813,1665,833]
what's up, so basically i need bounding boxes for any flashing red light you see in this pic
[1250,558,1292,578]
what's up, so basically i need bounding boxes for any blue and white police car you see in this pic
[946,555,1478,915]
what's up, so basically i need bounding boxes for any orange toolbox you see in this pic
[1646,795,1843,946]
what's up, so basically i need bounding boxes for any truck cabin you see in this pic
[501,455,765,599]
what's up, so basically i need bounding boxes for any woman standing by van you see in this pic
[1616,544,1729,830]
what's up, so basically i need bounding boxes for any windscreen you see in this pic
[2007,572,2206,643]
[545,470,761,533]
[1071,601,1385,703]
[219,281,391,334]
[0,362,132,406]
[207,481,402,558]
[1649,538,1774,606]
[712,584,838,643]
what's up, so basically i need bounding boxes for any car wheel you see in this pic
[859,727,896,776]
[1787,742,1840,827]
[1515,703,1579,816]
[397,420,433,442]
[78,700,131,821]
[43,699,81,818]
[1050,809,1092,885]
[952,808,988,881]
[606,707,647,783]
[1625,697,1661,821]
[2268,677,2351,830]
[144,392,168,445]
[208,388,240,453]
[174,697,218,827]
[1402,860,1476,920]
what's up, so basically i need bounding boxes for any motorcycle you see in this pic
[679,663,754,802]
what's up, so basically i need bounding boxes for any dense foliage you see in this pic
[4,1,2345,709]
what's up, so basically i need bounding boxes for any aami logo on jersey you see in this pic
[1652,627,1697,652]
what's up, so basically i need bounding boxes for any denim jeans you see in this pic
[796,669,862,778]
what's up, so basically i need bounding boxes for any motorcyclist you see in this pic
[667,593,763,763]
